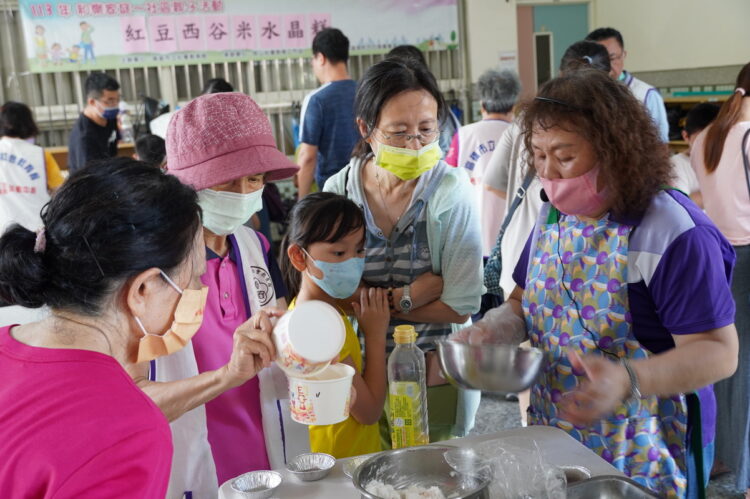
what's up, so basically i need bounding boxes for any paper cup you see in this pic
[273,300,345,378]
[289,363,355,425]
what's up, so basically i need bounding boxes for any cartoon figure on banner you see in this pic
[79,21,95,63]
[50,43,63,65]
[68,45,81,64]
[34,25,48,66]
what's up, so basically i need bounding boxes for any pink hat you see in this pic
[166,93,298,190]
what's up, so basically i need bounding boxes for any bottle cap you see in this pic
[393,325,418,344]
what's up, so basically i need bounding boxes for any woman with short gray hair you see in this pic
[445,69,521,258]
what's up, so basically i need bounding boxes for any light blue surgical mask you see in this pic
[198,186,264,236]
[302,248,364,299]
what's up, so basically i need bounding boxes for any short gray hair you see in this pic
[477,69,521,114]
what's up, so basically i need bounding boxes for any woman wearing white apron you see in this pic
[0,101,65,323]
[126,93,306,498]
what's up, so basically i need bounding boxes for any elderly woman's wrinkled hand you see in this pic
[225,307,285,387]
[558,350,631,426]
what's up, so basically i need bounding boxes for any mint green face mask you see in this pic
[373,140,442,181]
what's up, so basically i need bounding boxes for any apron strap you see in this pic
[686,392,706,499]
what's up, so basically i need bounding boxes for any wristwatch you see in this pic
[399,284,413,314]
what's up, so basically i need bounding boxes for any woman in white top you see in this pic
[691,61,750,497]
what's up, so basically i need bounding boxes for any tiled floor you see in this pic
[470,393,745,498]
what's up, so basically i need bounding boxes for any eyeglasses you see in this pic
[374,127,440,147]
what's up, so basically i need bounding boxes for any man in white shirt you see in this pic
[587,27,670,143]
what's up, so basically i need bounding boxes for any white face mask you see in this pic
[198,186,264,236]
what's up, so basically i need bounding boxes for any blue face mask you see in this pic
[302,248,365,299]
[96,101,120,120]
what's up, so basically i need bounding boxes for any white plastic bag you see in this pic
[444,437,566,499]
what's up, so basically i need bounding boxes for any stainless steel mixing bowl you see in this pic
[353,445,490,499]
[436,340,543,393]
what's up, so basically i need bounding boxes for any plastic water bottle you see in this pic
[387,325,429,448]
[119,112,134,143]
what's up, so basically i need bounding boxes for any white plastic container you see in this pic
[273,300,345,378]
[288,363,356,425]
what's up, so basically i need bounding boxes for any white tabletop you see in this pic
[218,425,621,498]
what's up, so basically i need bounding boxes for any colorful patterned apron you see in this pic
[523,207,689,498]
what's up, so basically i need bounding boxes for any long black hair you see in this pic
[352,58,446,159]
[280,192,365,299]
[0,157,201,314]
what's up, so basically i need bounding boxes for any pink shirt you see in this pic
[192,241,269,484]
[0,325,172,498]
[448,120,511,256]
[692,121,750,246]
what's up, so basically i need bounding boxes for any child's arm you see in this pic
[343,287,390,425]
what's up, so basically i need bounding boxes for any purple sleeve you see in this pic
[649,225,736,335]
[512,230,534,290]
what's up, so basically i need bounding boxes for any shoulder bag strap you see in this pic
[742,128,750,202]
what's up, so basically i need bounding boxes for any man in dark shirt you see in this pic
[296,28,359,198]
[67,72,120,173]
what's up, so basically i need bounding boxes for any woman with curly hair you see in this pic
[456,69,739,498]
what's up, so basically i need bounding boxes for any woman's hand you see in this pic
[391,272,444,312]
[224,308,285,387]
[353,287,390,343]
[558,350,630,426]
[449,301,527,345]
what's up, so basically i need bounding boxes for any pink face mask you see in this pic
[539,166,609,218]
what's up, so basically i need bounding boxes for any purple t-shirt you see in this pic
[513,190,736,445]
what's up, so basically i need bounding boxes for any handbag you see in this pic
[483,168,536,298]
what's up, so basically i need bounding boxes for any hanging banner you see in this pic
[18,0,459,73]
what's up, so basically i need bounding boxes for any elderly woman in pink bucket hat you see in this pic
[127,92,305,497]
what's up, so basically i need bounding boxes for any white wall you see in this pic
[463,0,749,83]
[592,0,750,72]
[464,0,518,82]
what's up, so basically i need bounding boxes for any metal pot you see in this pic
[353,445,490,499]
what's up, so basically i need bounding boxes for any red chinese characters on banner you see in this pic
[308,13,331,37]
[176,15,203,51]
[282,14,306,50]
[121,16,148,53]
[75,3,90,16]
[231,15,255,50]
[56,3,72,16]
[204,15,230,51]
[258,14,282,51]
[148,15,177,53]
